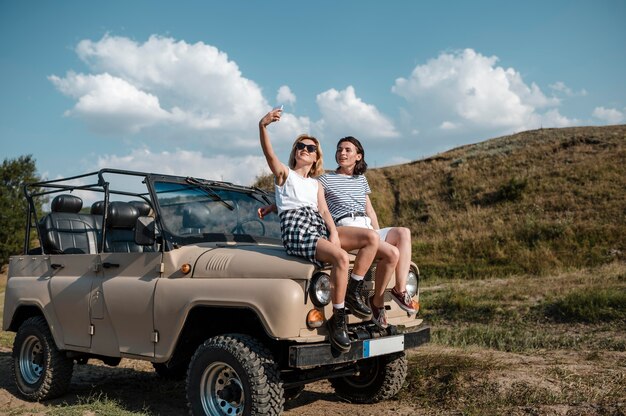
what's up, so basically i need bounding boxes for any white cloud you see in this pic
[549,81,587,97]
[592,106,624,124]
[51,34,268,140]
[539,109,579,128]
[315,86,399,140]
[392,48,575,135]
[96,148,270,186]
[276,85,296,106]
[440,121,458,130]
[49,34,318,163]
[49,72,171,134]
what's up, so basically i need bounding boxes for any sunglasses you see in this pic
[296,142,318,153]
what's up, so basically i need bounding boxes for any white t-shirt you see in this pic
[275,168,319,214]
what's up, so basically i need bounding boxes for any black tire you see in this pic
[12,316,74,401]
[186,334,284,416]
[329,352,407,404]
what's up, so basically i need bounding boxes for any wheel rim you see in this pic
[344,358,379,388]
[200,361,244,415]
[19,334,44,385]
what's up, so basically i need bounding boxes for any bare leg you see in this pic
[336,226,379,276]
[384,227,412,292]
[315,238,352,352]
[315,238,349,304]
[372,240,399,308]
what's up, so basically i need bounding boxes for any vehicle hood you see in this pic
[191,243,317,279]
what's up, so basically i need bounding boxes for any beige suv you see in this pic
[3,168,429,415]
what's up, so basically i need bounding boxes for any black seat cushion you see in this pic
[180,203,211,235]
[129,200,152,216]
[105,202,142,252]
[40,195,98,254]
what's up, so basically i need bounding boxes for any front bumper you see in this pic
[288,324,430,368]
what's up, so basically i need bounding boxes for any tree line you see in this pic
[0,155,43,269]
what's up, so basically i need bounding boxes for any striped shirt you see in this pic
[318,172,371,221]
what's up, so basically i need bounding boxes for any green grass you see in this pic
[543,287,626,323]
[432,323,626,352]
[419,263,626,352]
[46,394,150,416]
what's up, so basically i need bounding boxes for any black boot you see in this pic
[345,278,372,319]
[327,308,350,353]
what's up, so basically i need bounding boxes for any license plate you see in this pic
[363,335,404,358]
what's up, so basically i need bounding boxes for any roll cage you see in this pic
[22,168,278,255]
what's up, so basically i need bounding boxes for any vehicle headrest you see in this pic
[107,201,139,229]
[90,201,105,215]
[129,200,152,216]
[182,204,211,228]
[51,194,83,213]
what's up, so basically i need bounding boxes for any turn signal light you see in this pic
[411,300,420,314]
[181,263,191,274]
[306,309,325,329]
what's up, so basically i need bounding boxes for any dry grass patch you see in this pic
[403,346,626,415]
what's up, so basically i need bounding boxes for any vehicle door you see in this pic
[47,254,101,349]
[89,251,162,357]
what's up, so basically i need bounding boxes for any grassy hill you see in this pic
[366,125,626,279]
[257,125,626,280]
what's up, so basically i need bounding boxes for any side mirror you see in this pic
[135,216,156,246]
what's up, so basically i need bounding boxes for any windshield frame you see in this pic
[147,174,280,249]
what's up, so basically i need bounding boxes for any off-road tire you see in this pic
[12,316,74,401]
[329,352,407,403]
[186,334,284,415]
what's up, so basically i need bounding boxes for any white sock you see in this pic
[351,273,364,281]
[333,302,345,309]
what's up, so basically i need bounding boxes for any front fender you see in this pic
[152,277,311,358]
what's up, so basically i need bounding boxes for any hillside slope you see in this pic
[366,125,626,278]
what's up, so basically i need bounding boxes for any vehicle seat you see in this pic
[40,194,99,254]
[179,203,211,235]
[129,200,152,216]
[105,201,142,252]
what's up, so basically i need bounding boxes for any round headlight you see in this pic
[406,268,419,298]
[309,273,331,307]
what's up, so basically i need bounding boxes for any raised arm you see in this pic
[259,109,289,186]
[365,195,381,230]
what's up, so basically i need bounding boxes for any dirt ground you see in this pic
[0,345,418,416]
[1,343,624,416]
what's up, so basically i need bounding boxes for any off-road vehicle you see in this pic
[3,168,430,415]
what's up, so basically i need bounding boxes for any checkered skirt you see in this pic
[279,206,329,267]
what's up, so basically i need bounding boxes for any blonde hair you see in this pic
[288,135,324,177]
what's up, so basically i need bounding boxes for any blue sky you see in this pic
[1,0,625,186]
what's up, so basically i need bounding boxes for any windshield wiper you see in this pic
[185,177,235,211]
[251,186,272,204]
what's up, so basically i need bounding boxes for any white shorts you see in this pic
[336,216,392,242]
